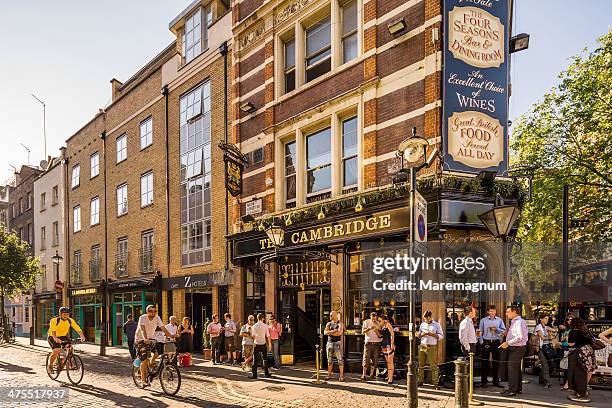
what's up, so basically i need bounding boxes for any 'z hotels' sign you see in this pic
[443,0,509,174]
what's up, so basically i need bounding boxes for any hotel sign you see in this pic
[232,207,412,259]
[443,0,509,174]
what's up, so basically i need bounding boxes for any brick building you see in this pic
[63,0,235,349]
[227,0,520,370]
[5,165,43,335]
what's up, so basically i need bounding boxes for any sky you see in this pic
[1,0,611,183]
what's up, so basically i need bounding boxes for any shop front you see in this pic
[69,286,102,344]
[108,276,160,347]
[162,271,232,352]
[33,292,57,339]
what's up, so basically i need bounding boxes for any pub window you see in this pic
[342,0,358,64]
[284,37,296,93]
[306,127,332,202]
[342,116,358,191]
[305,14,332,83]
[284,141,297,208]
[245,266,265,318]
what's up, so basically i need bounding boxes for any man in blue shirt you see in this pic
[478,305,505,388]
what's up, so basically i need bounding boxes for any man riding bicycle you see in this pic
[135,305,171,387]
[47,307,86,374]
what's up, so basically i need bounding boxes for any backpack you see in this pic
[526,332,539,356]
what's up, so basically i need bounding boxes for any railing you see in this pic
[71,263,82,285]
[115,253,128,277]
[89,258,101,281]
[138,246,154,274]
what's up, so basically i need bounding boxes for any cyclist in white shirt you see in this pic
[135,305,171,386]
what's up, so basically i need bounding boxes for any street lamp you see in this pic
[396,127,437,408]
[265,218,285,255]
[51,251,63,303]
[478,195,520,241]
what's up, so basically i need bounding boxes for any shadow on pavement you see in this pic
[0,360,36,375]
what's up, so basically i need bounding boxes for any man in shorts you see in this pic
[224,313,238,365]
[324,310,344,381]
[240,315,255,371]
[47,307,86,374]
[135,305,172,386]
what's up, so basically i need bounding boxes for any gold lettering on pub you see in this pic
[448,111,503,168]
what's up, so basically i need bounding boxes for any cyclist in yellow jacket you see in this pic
[47,307,85,374]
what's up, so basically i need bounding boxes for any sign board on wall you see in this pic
[443,0,509,174]
[224,157,243,197]
[245,198,262,216]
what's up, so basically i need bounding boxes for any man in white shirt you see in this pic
[134,305,171,387]
[250,313,272,379]
[206,314,222,365]
[361,312,382,381]
[165,315,179,340]
[417,310,444,387]
[458,306,477,357]
[224,313,238,365]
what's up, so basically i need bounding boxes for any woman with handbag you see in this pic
[567,317,596,403]
[535,315,554,389]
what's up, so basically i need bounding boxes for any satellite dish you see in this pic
[39,160,48,170]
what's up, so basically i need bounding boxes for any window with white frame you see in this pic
[342,0,358,63]
[52,221,59,246]
[342,116,358,190]
[183,7,210,63]
[141,172,153,207]
[40,226,46,250]
[52,186,59,205]
[305,15,332,83]
[73,205,81,232]
[116,134,127,163]
[40,192,46,210]
[284,37,296,93]
[71,165,80,188]
[179,81,212,266]
[140,117,153,149]
[306,127,332,199]
[117,184,128,216]
[27,191,32,210]
[284,141,297,208]
[90,196,100,226]
[90,152,99,178]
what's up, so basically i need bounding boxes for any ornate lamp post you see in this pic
[397,128,437,408]
[477,196,520,241]
[51,251,63,304]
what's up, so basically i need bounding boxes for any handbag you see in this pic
[590,335,606,351]
[542,343,555,360]
[559,350,569,370]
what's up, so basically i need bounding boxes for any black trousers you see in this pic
[127,339,136,360]
[481,340,501,385]
[211,336,221,363]
[507,346,526,393]
[252,344,269,378]
[461,343,476,357]
[568,350,588,396]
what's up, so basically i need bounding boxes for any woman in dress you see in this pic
[379,314,395,384]
[178,317,194,367]
[567,317,595,403]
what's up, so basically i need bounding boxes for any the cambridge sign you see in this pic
[443,0,509,174]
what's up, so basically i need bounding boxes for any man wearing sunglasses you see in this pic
[135,305,172,386]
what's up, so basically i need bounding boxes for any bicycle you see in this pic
[132,340,181,396]
[45,338,84,385]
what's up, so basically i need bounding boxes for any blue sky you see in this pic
[1,0,611,183]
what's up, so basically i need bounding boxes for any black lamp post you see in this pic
[51,251,63,304]
[477,198,521,241]
[265,218,286,257]
[396,128,437,408]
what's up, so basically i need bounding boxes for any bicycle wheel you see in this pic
[132,364,146,388]
[45,353,61,380]
[159,362,181,395]
[66,354,84,385]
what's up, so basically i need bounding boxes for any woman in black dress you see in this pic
[379,314,395,384]
[567,317,595,403]
[178,317,194,367]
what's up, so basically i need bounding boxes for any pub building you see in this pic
[69,286,103,343]
[228,0,521,373]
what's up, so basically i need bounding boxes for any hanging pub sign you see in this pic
[224,156,243,197]
[443,0,509,174]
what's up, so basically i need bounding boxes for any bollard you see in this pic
[468,353,483,406]
[311,344,327,384]
[454,358,469,408]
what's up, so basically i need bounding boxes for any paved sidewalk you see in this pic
[2,337,611,407]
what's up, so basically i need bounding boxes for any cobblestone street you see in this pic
[1,337,611,407]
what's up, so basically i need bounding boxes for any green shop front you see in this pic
[70,286,103,344]
[33,292,58,339]
[108,277,160,347]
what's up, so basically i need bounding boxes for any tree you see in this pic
[511,30,612,243]
[0,226,40,323]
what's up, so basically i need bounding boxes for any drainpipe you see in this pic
[162,84,170,318]
[100,115,108,356]
[219,41,229,273]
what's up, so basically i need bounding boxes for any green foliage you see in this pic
[511,30,612,242]
[0,226,40,319]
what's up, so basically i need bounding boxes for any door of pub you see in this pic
[279,287,331,364]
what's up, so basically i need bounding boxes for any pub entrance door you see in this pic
[279,287,331,364]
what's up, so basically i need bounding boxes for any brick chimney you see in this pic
[110,78,124,102]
